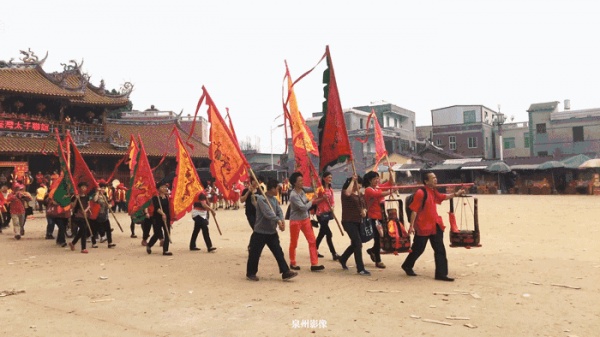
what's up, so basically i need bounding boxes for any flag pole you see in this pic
[384,154,400,200]
[302,139,344,236]
[57,130,92,236]
[212,213,222,236]
[101,192,123,232]
[156,194,172,244]
[247,166,278,215]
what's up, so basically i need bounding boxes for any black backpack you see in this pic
[405,187,427,221]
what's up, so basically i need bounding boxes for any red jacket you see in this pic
[409,186,447,236]
[364,187,384,220]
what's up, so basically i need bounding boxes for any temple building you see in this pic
[0,50,209,186]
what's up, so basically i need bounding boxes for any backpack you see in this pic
[404,187,427,221]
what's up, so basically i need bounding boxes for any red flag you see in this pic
[356,110,387,168]
[204,86,249,199]
[170,127,204,222]
[318,45,353,172]
[293,144,322,189]
[66,131,98,191]
[127,136,157,217]
[49,129,76,207]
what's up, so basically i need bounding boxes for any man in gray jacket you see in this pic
[246,179,298,282]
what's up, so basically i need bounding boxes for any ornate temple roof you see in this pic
[0,50,132,107]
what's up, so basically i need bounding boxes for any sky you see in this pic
[2,0,599,154]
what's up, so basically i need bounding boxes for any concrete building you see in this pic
[430,105,502,159]
[499,121,531,158]
[527,100,600,157]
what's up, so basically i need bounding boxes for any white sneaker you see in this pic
[100,236,107,243]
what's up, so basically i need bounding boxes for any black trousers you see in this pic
[1,211,10,228]
[148,218,170,252]
[316,213,337,255]
[71,218,88,250]
[245,213,256,229]
[53,217,67,245]
[142,218,152,240]
[191,216,213,249]
[402,225,448,278]
[92,219,112,245]
[281,192,289,204]
[246,232,290,277]
[369,218,382,263]
[340,221,365,272]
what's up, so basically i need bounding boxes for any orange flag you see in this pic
[204,86,249,199]
[170,127,204,222]
[318,45,353,172]
[225,108,248,183]
[284,62,319,157]
[127,135,138,174]
[356,109,388,168]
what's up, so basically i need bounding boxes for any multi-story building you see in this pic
[527,100,600,157]
[430,105,501,159]
[499,121,531,158]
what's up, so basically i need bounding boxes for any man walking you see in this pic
[401,171,465,282]
[246,179,298,282]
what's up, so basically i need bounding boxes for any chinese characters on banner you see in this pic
[0,119,50,132]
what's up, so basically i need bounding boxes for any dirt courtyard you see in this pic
[1,193,598,337]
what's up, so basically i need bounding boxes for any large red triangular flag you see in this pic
[170,127,204,222]
[204,86,249,199]
[127,136,157,218]
[66,131,98,191]
[318,45,353,172]
[356,110,387,168]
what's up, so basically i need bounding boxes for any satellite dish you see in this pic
[112,179,120,189]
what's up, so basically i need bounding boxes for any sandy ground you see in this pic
[1,193,599,337]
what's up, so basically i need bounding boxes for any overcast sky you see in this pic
[2,0,598,153]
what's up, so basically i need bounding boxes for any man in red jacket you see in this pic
[401,171,465,282]
[7,184,32,240]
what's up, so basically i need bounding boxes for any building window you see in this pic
[359,118,364,129]
[536,123,546,134]
[538,151,548,156]
[468,137,477,148]
[504,137,515,149]
[463,110,476,124]
[573,126,584,142]
[386,116,390,127]
[524,132,530,148]
[449,136,456,150]
[435,138,443,147]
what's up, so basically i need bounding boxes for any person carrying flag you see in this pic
[146,181,172,256]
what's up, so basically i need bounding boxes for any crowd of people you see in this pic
[1,167,465,284]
